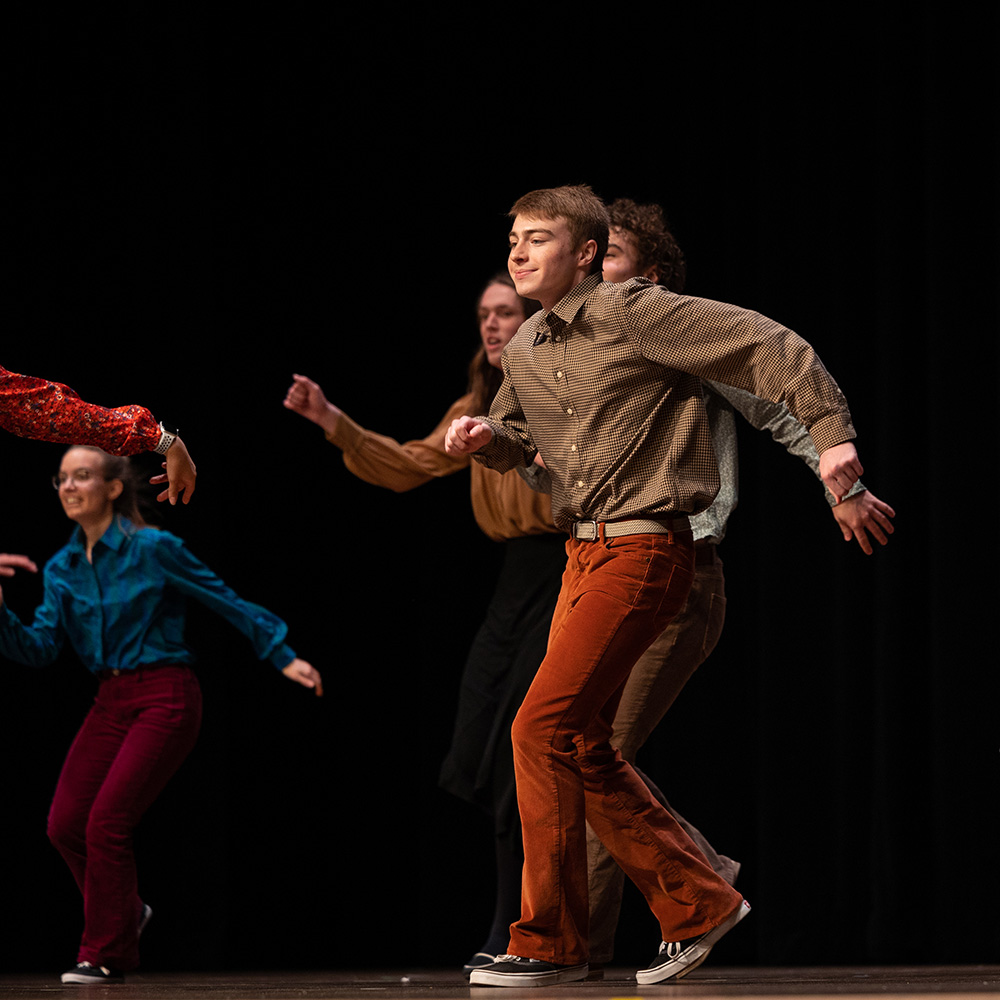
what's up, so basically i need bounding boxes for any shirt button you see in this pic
[566,407,573,415]
[570,444,577,452]
[576,480,585,488]
[555,370,564,379]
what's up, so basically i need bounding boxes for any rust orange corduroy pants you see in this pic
[507,527,743,966]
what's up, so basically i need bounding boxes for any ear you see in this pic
[645,265,660,283]
[578,239,598,269]
[107,479,124,501]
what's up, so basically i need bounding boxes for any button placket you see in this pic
[547,321,583,494]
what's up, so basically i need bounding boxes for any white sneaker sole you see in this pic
[636,898,751,985]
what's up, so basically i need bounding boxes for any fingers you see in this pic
[0,554,39,577]
[283,374,319,412]
[445,417,492,455]
[158,439,197,505]
[833,492,896,555]
[819,443,863,502]
[855,497,895,551]
[283,374,339,434]
[154,481,195,504]
[283,659,323,696]
[178,474,196,504]
[826,465,862,502]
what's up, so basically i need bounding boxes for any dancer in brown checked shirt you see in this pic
[447,184,891,987]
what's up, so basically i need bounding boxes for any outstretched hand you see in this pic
[832,490,896,555]
[282,658,323,697]
[149,436,197,505]
[283,374,341,434]
[445,416,493,456]
[0,553,38,608]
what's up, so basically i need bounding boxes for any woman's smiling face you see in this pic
[56,448,121,527]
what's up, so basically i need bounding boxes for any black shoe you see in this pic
[469,954,588,987]
[636,898,751,985]
[463,951,497,977]
[61,962,124,984]
[138,902,153,937]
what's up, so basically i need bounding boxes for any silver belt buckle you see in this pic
[573,520,599,541]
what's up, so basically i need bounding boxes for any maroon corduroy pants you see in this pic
[47,665,202,970]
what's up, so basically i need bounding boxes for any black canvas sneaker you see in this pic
[470,954,588,986]
[636,898,751,985]
[61,962,125,984]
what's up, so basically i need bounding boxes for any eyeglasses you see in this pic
[52,469,108,490]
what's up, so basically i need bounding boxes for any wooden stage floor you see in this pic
[0,966,997,1000]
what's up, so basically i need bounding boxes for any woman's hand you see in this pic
[149,436,197,505]
[0,554,39,607]
[282,657,323,697]
[283,374,341,435]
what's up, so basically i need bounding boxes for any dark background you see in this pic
[3,6,997,973]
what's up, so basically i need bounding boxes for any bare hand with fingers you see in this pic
[831,491,896,555]
[283,374,342,435]
[819,442,863,503]
[282,658,324,697]
[149,436,197,505]
[445,416,493,456]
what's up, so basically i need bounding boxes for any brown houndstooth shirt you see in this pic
[473,273,856,531]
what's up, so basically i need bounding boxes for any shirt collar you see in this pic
[65,516,131,560]
[550,272,603,326]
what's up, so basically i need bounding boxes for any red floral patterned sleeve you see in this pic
[0,365,162,456]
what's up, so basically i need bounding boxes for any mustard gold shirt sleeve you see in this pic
[324,395,471,492]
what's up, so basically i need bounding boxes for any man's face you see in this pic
[602,227,653,283]
[508,214,593,310]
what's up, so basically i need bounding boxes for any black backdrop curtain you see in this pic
[2,6,996,971]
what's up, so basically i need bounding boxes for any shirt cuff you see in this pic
[270,643,297,671]
[807,413,857,455]
[324,411,363,453]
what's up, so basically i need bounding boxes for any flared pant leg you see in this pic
[47,666,202,970]
[507,530,742,966]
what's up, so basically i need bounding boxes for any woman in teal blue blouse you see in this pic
[0,446,322,985]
